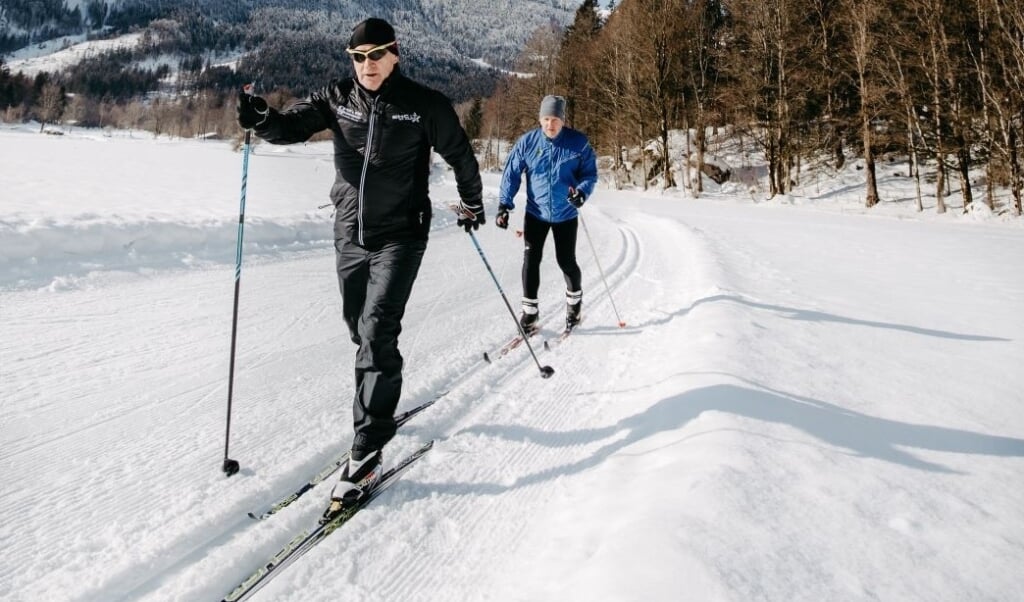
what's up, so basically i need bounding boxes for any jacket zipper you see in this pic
[357,97,379,246]
[546,137,555,219]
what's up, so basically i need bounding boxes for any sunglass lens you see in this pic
[367,48,388,61]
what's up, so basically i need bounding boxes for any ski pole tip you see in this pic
[540,365,555,378]
[618,321,626,328]
[223,458,240,477]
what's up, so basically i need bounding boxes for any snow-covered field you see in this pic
[1,125,1022,601]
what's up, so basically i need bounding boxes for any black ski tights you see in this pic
[521,212,582,299]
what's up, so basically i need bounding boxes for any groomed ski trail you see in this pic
[246,208,728,602]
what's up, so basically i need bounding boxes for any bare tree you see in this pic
[505,24,565,134]
[589,15,634,182]
[843,0,884,207]
[908,0,958,213]
[62,93,98,130]
[682,0,726,196]
[974,0,1024,215]
[722,0,807,197]
[991,0,1024,215]
[882,42,926,212]
[557,0,603,136]
[35,82,65,133]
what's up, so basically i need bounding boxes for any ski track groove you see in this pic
[226,212,639,602]
[0,208,655,602]
[370,213,644,602]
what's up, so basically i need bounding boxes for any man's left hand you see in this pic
[568,187,586,208]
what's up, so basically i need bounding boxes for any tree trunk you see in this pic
[928,34,948,213]
[907,108,923,212]
[639,120,648,191]
[1012,125,1023,215]
[767,134,778,197]
[863,110,879,207]
[956,144,973,212]
[684,116,693,196]
[660,104,674,189]
[695,110,706,195]
[935,157,947,212]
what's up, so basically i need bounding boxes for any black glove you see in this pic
[495,206,510,230]
[457,201,486,232]
[568,187,586,209]
[236,90,269,129]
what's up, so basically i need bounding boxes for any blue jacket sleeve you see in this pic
[575,139,598,199]
[499,138,526,210]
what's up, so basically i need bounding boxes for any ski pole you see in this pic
[222,86,257,477]
[455,206,553,378]
[578,210,626,328]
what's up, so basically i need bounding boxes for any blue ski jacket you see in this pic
[498,127,598,223]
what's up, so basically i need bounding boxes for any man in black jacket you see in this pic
[237,17,484,521]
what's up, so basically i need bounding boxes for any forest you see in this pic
[478,0,1024,215]
[2,0,1023,215]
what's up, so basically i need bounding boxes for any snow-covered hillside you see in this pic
[3,33,144,77]
[1,125,1022,601]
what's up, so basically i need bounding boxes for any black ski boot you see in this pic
[519,298,539,335]
[566,290,582,331]
[320,448,381,524]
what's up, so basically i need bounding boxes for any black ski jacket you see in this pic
[253,69,482,247]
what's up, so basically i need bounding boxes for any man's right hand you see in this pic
[236,90,269,129]
[495,206,510,229]
[456,201,485,232]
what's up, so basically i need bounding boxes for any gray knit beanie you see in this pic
[539,95,566,121]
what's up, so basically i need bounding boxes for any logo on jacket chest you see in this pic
[336,106,364,122]
[392,112,421,123]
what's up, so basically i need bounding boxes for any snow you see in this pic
[1,124,1022,602]
[469,57,533,79]
[3,33,144,77]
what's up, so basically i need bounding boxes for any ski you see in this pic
[543,317,583,352]
[223,440,435,602]
[483,328,540,363]
[247,394,442,520]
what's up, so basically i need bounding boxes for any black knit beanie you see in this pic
[348,18,397,54]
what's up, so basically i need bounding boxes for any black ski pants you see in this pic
[334,237,426,453]
[522,212,582,300]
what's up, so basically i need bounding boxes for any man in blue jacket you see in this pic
[496,95,598,333]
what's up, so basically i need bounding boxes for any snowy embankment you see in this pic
[1,127,1022,602]
[0,126,336,290]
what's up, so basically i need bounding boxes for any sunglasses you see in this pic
[346,42,396,63]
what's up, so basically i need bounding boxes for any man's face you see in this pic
[540,116,564,139]
[351,43,398,91]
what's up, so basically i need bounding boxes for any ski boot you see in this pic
[320,448,381,524]
[519,298,540,335]
[565,290,582,332]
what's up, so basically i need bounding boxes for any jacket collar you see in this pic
[354,66,403,101]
